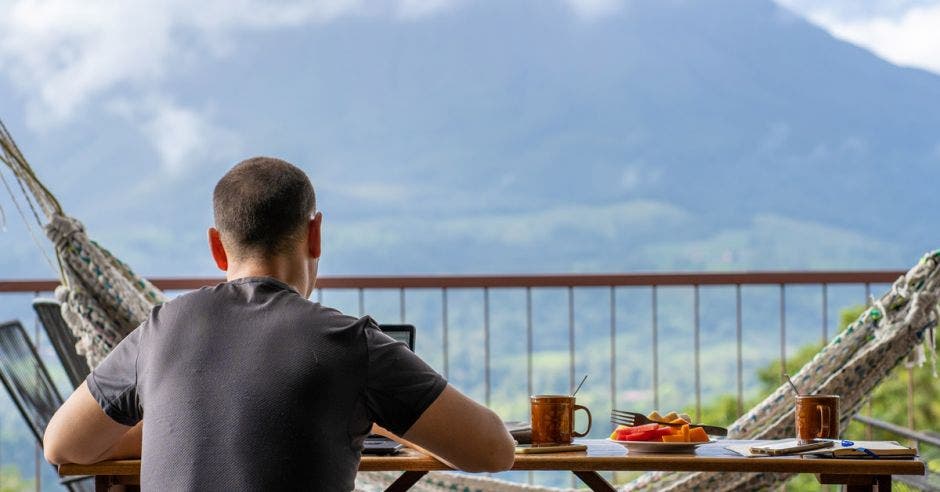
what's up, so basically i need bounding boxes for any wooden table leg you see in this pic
[846,475,891,492]
[384,471,429,492]
[95,475,111,492]
[573,471,616,492]
[817,473,892,491]
[90,475,142,492]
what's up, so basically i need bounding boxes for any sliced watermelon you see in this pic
[620,423,661,434]
[619,427,674,442]
[620,430,661,441]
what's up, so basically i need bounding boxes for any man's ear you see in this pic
[207,227,228,271]
[307,212,322,259]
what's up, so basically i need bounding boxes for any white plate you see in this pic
[607,438,717,453]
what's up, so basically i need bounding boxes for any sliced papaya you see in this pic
[661,434,687,443]
[688,426,709,442]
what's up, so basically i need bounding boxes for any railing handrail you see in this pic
[853,415,940,448]
[0,270,907,292]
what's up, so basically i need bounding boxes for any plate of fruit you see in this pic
[608,411,715,453]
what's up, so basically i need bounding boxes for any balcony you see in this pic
[1,270,937,490]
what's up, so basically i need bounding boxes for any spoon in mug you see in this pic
[572,374,588,397]
[783,373,803,396]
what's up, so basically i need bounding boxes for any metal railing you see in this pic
[1,269,933,490]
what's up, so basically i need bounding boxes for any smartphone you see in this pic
[749,440,834,456]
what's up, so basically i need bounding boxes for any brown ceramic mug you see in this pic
[530,395,592,446]
[795,394,839,444]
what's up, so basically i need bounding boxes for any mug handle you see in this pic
[817,404,830,438]
[572,405,592,438]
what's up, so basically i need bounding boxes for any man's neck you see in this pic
[225,254,313,297]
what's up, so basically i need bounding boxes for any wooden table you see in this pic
[59,439,926,492]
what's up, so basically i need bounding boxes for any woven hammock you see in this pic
[2,120,937,491]
[623,250,940,491]
[0,120,165,368]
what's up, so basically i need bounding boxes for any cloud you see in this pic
[619,162,661,192]
[562,0,626,20]
[0,0,466,172]
[105,96,239,175]
[0,0,368,126]
[395,0,461,20]
[140,100,240,176]
[329,199,690,250]
[328,181,415,205]
[642,214,904,270]
[774,0,937,21]
[775,0,940,75]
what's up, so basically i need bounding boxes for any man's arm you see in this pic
[400,384,515,473]
[44,382,142,465]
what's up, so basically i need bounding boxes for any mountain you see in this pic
[0,0,937,278]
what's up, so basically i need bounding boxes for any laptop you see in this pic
[361,324,416,455]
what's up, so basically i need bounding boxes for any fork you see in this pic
[611,409,727,436]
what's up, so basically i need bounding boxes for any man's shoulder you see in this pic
[155,280,368,328]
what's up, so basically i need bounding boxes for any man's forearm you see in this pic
[371,424,457,469]
[97,422,143,461]
[44,383,141,465]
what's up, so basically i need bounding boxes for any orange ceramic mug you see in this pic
[530,395,592,446]
[795,394,839,444]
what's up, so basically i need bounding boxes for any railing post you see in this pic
[441,288,449,380]
[357,288,364,317]
[693,285,701,423]
[526,286,535,484]
[736,284,743,417]
[568,287,575,394]
[821,283,828,344]
[526,287,533,400]
[609,286,616,412]
[779,284,786,381]
[907,366,917,450]
[399,288,405,323]
[33,290,41,492]
[652,286,659,411]
[865,282,873,440]
[484,287,490,407]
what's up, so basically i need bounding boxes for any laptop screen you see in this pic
[378,324,415,351]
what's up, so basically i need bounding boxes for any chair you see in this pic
[0,320,94,492]
[33,298,91,389]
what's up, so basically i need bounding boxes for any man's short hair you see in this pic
[213,157,316,257]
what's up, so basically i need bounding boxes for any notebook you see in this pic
[728,440,917,459]
[808,440,918,459]
[362,324,416,455]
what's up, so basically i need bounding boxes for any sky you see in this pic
[0,0,938,278]
[1,0,938,177]
[776,0,940,73]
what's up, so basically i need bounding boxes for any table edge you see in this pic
[60,456,926,477]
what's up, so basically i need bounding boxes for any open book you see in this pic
[808,440,917,458]
[729,440,917,458]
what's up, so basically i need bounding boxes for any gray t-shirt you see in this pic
[87,277,447,491]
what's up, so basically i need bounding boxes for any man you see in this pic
[44,157,515,490]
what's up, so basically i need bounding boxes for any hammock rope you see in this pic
[0,167,59,274]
